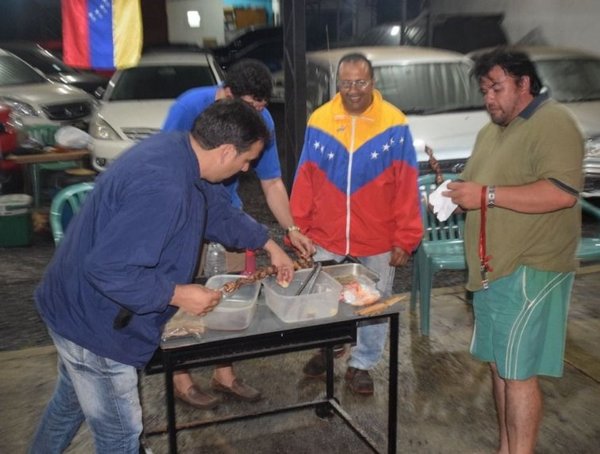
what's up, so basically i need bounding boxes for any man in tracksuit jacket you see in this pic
[290,53,423,394]
[30,100,294,453]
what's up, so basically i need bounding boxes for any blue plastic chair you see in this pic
[411,173,466,336]
[578,198,600,263]
[49,182,94,245]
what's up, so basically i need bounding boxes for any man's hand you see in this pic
[287,229,315,257]
[170,284,222,316]
[444,181,483,211]
[263,239,295,286]
[390,246,410,267]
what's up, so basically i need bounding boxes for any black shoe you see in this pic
[345,367,374,395]
[303,346,346,378]
[303,352,326,377]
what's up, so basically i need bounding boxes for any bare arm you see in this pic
[444,179,577,213]
[260,177,315,256]
[262,238,295,285]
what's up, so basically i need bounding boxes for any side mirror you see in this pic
[94,86,106,100]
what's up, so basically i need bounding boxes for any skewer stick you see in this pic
[355,295,406,316]
[425,145,444,186]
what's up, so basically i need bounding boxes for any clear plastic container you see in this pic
[203,274,260,330]
[262,268,342,323]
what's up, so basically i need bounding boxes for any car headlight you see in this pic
[0,97,40,118]
[89,117,120,141]
[585,137,600,158]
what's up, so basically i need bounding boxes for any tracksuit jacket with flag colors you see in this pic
[290,90,423,257]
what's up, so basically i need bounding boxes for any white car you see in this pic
[0,49,95,132]
[89,51,224,171]
[470,46,600,197]
[306,46,488,176]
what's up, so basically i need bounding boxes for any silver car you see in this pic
[0,49,95,133]
[89,50,224,172]
[306,46,488,176]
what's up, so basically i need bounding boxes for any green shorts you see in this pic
[470,265,574,380]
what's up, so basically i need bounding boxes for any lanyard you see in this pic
[479,186,493,289]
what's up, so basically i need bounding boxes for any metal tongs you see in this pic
[295,262,322,295]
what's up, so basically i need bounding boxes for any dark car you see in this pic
[0,42,109,94]
[212,26,283,72]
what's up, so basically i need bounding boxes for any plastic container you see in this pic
[0,194,33,247]
[203,274,260,330]
[205,242,227,277]
[263,268,342,323]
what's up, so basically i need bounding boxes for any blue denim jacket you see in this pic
[35,132,268,367]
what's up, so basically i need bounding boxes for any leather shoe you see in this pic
[302,346,347,378]
[211,378,262,402]
[345,367,374,395]
[174,384,220,409]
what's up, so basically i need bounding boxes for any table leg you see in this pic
[30,163,41,208]
[387,313,399,454]
[164,354,178,453]
[325,346,334,399]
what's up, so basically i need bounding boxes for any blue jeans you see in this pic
[29,330,142,453]
[314,247,395,370]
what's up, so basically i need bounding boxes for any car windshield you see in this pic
[374,62,483,114]
[0,55,47,86]
[10,48,72,75]
[535,59,600,102]
[108,65,217,101]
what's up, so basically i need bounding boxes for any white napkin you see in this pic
[428,180,458,222]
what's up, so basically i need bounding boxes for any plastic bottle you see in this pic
[205,242,227,277]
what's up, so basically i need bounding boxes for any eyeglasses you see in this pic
[338,79,372,90]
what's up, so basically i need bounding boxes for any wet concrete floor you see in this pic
[1,147,599,452]
[1,263,599,453]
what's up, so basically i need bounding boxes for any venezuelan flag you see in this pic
[62,0,142,70]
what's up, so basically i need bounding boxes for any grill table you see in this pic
[145,296,400,453]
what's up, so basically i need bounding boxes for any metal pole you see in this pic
[401,0,407,45]
[282,0,307,193]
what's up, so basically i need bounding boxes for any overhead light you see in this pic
[187,11,201,28]
[390,25,400,37]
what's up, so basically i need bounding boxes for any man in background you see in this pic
[290,53,423,394]
[163,58,314,407]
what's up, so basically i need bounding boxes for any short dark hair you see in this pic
[336,53,374,79]
[472,47,543,96]
[191,99,270,154]
[224,59,273,102]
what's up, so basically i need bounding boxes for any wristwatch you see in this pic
[286,225,301,234]
[487,185,496,208]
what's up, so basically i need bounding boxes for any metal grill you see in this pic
[42,102,92,121]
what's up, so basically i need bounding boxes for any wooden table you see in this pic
[7,149,90,208]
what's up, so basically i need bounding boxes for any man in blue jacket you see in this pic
[29,99,294,453]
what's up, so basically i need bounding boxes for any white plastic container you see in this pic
[203,274,260,330]
[263,268,342,323]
